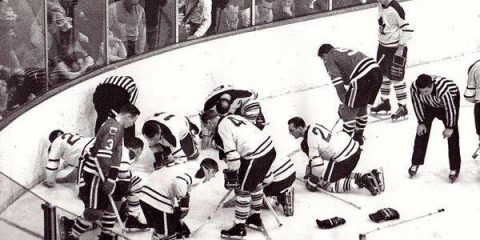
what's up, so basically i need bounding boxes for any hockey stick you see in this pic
[91,156,126,232]
[191,189,234,235]
[295,178,361,210]
[263,194,283,227]
[358,208,445,240]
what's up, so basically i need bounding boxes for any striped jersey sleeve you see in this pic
[103,76,138,104]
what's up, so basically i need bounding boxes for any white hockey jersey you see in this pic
[465,60,480,103]
[47,133,95,168]
[140,165,198,213]
[263,156,295,186]
[204,85,257,115]
[214,115,274,170]
[144,112,191,159]
[301,123,359,163]
[377,0,413,47]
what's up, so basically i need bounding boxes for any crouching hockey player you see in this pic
[287,117,384,196]
[60,103,140,240]
[200,110,275,239]
[139,158,219,240]
[201,85,267,148]
[142,111,200,168]
[263,156,296,217]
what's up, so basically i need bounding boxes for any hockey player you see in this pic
[142,111,200,168]
[464,60,480,152]
[409,74,461,182]
[287,117,384,196]
[317,44,382,145]
[61,137,149,234]
[201,85,267,148]
[200,109,275,239]
[370,0,413,120]
[93,76,138,145]
[43,130,95,187]
[62,103,140,240]
[263,156,296,216]
[139,158,219,240]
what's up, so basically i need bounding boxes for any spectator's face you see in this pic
[259,1,273,16]
[226,5,239,29]
[70,58,85,72]
[0,80,6,94]
[281,0,293,9]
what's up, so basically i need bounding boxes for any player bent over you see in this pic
[43,130,95,187]
[142,111,200,168]
[61,103,140,240]
[287,117,384,196]
[201,85,266,148]
[201,110,275,239]
[139,158,219,240]
[317,44,382,145]
[262,156,296,216]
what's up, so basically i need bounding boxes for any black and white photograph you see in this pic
[0,0,479,239]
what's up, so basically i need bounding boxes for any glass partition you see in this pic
[0,0,377,122]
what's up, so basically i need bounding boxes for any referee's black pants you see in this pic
[411,96,461,171]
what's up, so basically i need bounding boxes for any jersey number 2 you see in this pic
[61,133,81,146]
[312,126,331,142]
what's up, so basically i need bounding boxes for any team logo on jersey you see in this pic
[109,127,118,135]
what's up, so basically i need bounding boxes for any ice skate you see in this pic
[448,169,459,183]
[355,173,380,196]
[221,223,247,239]
[59,216,76,240]
[408,165,419,177]
[245,213,263,231]
[391,104,408,121]
[371,167,385,192]
[125,215,149,232]
[370,99,391,115]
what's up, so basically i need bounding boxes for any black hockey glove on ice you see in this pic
[316,217,346,229]
[369,208,400,223]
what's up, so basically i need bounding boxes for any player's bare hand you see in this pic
[443,128,453,139]
[417,124,427,136]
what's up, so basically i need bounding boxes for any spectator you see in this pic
[54,50,94,84]
[295,0,325,16]
[240,0,273,27]
[179,0,212,40]
[216,1,241,34]
[96,31,127,66]
[109,0,146,57]
[273,0,295,21]
[206,0,229,35]
[0,69,8,118]
[0,5,21,69]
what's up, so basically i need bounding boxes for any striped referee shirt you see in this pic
[411,75,459,128]
[101,76,138,104]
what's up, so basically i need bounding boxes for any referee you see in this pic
[409,74,461,182]
[93,76,138,145]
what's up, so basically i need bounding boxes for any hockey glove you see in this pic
[223,169,239,190]
[369,208,400,223]
[102,178,116,195]
[390,46,407,81]
[174,193,190,219]
[316,217,346,229]
[305,175,319,192]
[176,221,191,239]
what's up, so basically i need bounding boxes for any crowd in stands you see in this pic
[0,0,372,120]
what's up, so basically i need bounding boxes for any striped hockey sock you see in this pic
[71,218,93,237]
[234,189,251,224]
[393,81,408,105]
[343,120,356,136]
[250,185,264,214]
[380,78,392,100]
[101,211,116,235]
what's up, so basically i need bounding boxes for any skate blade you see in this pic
[124,227,150,233]
[391,116,409,121]
[221,234,246,239]
[370,111,390,116]
[246,224,264,231]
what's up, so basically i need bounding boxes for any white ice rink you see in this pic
[2,0,480,239]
